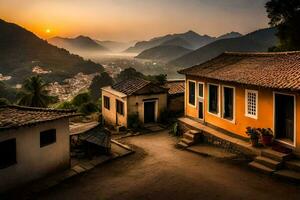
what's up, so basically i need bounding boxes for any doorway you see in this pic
[144,101,156,123]
[274,93,295,145]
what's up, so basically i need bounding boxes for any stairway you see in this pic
[177,130,201,148]
[249,149,290,174]
[274,158,300,182]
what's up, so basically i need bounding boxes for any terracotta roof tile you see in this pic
[163,80,185,95]
[178,51,300,91]
[0,105,78,131]
[112,78,151,95]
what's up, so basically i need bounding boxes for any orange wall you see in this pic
[185,76,300,153]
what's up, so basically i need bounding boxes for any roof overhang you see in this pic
[101,86,127,98]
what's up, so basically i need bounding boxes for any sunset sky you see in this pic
[0,0,269,41]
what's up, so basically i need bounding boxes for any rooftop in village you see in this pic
[162,79,185,95]
[104,78,168,96]
[179,51,300,91]
[0,105,79,131]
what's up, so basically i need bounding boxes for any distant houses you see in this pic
[178,51,300,155]
[0,105,77,192]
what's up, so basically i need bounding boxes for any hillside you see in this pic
[95,40,133,52]
[125,30,215,53]
[135,45,192,62]
[170,28,278,67]
[217,32,243,40]
[160,37,193,49]
[48,35,109,54]
[0,19,104,84]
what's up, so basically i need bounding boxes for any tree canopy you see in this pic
[89,72,114,101]
[266,0,300,51]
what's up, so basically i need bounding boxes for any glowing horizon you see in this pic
[0,0,269,42]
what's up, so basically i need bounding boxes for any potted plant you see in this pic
[259,128,273,146]
[246,127,260,147]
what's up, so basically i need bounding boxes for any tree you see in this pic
[266,0,300,51]
[17,76,57,107]
[147,74,167,85]
[71,92,92,107]
[89,72,113,101]
[116,67,145,82]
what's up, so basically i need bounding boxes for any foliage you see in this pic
[146,74,167,85]
[71,92,92,107]
[56,101,75,110]
[17,76,58,107]
[266,0,300,50]
[257,128,274,137]
[116,67,145,82]
[127,114,142,130]
[0,98,10,106]
[89,72,113,101]
[245,127,260,139]
[78,102,99,115]
[0,81,18,102]
[170,122,180,137]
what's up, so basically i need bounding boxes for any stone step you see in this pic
[249,161,275,174]
[274,169,300,183]
[285,159,300,172]
[190,130,201,135]
[261,149,291,162]
[177,141,188,148]
[181,138,194,145]
[255,156,282,170]
[183,132,195,140]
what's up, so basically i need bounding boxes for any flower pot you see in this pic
[250,138,259,147]
[261,135,273,146]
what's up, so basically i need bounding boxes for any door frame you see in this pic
[273,92,297,147]
[143,99,158,123]
[198,82,205,121]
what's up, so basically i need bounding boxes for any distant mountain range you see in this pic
[48,36,109,54]
[134,31,242,62]
[95,40,135,52]
[135,45,192,62]
[169,28,278,67]
[0,19,103,84]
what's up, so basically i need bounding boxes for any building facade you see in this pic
[0,106,77,192]
[179,52,300,155]
[102,78,168,127]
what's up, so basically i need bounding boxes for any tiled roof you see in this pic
[179,51,300,91]
[0,105,78,131]
[112,78,151,95]
[163,80,185,95]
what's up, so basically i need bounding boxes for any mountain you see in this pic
[0,19,104,84]
[125,30,215,53]
[217,31,243,40]
[169,28,278,67]
[135,45,192,62]
[160,37,193,49]
[48,35,109,54]
[95,40,134,52]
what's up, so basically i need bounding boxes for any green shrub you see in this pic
[56,101,75,110]
[128,114,141,130]
[72,92,92,107]
[78,102,99,115]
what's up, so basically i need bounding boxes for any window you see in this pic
[116,100,124,115]
[223,86,234,120]
[40,129,56,147]
[188,81,196,106]
[198,83,204,98]
[245,90,258,119]
[208,84,219,114]
[103,96,110,110]
[0,139,16,169]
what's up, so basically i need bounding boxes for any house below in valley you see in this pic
[178,51,300,156]
[162,79,185,114]
[101,78,168,127]
[0,105,77,192]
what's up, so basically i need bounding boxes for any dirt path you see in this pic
[37,131,300,200]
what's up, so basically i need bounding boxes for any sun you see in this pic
[45,29,51,34]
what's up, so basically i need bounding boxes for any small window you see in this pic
[40,129,56,147]
[116,100,124,115]
[103,96,110,110]
[208,84,219,114]
[0,139,17,169]
[223,87,234,120]
[188,81,196,106]
[198,83,204,98]
[245,90,258,119]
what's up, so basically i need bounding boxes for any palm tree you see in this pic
[17,76,57,107]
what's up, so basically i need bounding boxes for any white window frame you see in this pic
[188,80,197,108]
[273,92,296,147]
[245,89,258,119]
[198,82,205,120]
[198,82,205,99]
[222,85,235,123]
[207,83,221,117]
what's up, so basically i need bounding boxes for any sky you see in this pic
[0,0,270,41]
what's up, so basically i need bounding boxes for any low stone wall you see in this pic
[178,120,256,158]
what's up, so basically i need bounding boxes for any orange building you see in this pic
[179,52,300,155]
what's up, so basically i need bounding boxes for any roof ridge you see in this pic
[0,105,77,113]
[224,51,300,56]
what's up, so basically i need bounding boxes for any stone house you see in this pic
[178,52,300,155]
[101,78,168,127]
[0,105,77,192]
